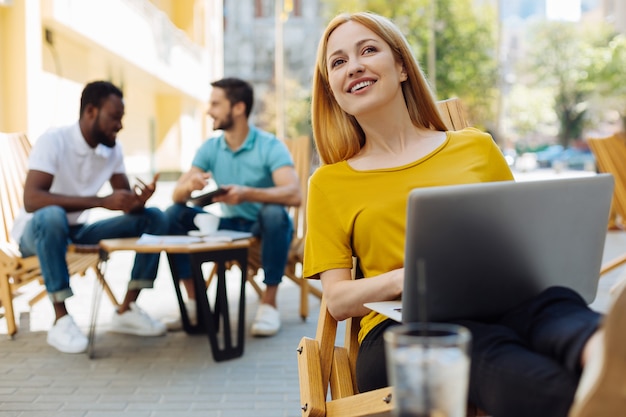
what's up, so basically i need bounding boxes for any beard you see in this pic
[92,113,117,148]
[213,111,235,131]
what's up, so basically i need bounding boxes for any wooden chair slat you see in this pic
[588,133,626,275]
[329,346,356,399]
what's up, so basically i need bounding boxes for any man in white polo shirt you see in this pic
[12,81,168,354]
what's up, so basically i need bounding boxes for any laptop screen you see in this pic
[402,174,614,323]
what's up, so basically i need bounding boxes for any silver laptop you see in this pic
[367,174,614,323]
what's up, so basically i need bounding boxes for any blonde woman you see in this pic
[303,11,626,417]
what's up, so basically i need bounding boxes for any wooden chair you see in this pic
[296,99,489,417]
[437,97,470,130]
[244,135,322,320]
[587,133,626,289]
[0,132,120,338]
[297,297,487,417]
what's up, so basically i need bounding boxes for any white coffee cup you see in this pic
[193,213,220,235]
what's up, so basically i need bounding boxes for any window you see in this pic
[255,0,302,18]
[254,0,273,18]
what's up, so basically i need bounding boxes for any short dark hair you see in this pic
[211,77,254,118]
[80,81,123,117]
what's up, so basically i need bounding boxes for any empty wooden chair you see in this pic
[297,267,487,417]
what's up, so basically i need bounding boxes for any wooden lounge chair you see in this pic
[244,135,323,320]
[296,99,489,416]
[587,132,626,276]
[297,264,487,417]
[0,132,120,338]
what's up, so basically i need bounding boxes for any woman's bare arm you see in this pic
[320,267,404,321]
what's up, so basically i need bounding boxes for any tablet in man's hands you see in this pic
[188,187,227,207]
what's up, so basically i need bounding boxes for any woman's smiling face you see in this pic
[325,20,407,117]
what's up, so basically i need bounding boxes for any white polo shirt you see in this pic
[11,122,126,242]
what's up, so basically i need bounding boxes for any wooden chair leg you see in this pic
[94,264,120,308]
[601,253,626,276]
[0,276,17,338]
[27,288,48,307]
[205,262,217,289]
[247,275,264,298]
[299,276,309,321]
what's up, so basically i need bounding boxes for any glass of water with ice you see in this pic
[384,323,471,417]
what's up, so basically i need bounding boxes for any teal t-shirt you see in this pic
[191,125,294,221]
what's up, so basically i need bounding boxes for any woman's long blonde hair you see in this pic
[311,12,447,165]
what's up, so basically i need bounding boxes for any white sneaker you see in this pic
[165,300,197,331]
[251,304,280,337]
[109,302,166,336]
[47,315,88,354]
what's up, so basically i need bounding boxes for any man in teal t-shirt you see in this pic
[166,77,302,337]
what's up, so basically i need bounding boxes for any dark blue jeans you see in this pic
[19,205,168,302]
[356,286,602,417]
[165,203,293,285]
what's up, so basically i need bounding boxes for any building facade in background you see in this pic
[0,0,224,176]
[602,0,626,31]
[222,0,323,130]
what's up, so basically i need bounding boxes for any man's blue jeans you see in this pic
[19,205,168,303]
[165,203,293,285]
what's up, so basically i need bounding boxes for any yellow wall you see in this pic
[0,0,219,175]
[172,0,197,41]
[0,7,6,129]
[40,27,93,130]
[155,94,182,174]
[151,0,205,45]
[0,2,28,133]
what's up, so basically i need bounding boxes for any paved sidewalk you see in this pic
[1,174,625,417]
[0,180,324,417]
[0,251,323,417]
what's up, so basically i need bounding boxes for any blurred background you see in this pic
[1,0,624,177]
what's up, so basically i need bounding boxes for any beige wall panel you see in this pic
[0,1,27,133]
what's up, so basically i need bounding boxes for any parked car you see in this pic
[534,145,564,168]
[534,145,595,171]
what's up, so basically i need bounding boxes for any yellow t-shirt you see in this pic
[303,128,515,343]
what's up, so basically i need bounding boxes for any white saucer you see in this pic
[188,230,210,237]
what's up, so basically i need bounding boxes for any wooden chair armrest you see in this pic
[68,244,100,254]
[297,337,327,417]
[325,387,393,417]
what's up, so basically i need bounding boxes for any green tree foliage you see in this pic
[592,32,626,132]
[321,0,498,131]
[522,21,598,146]
[257,77,312,140]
